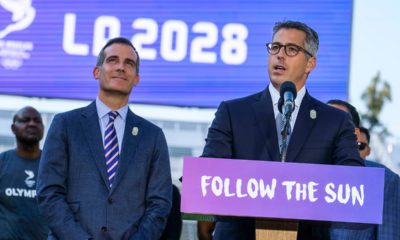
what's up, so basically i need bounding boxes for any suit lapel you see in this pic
[80,102,110,188]
[110,109,142,193]
[286,92,317,162]
[252,88,280,161]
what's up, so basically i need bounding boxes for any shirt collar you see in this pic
[96,97,129,121]
[268,83,306,108]
[269,84,281,106]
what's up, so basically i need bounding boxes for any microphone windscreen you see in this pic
[280,81,297,100]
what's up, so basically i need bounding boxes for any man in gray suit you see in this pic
[37,37,172,239]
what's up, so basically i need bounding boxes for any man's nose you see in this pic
[276,46,286,58]
[27,119,39,126]
[116,62,125,72]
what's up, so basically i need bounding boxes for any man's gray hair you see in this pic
[273,20,319,57]
[96,37,140,73]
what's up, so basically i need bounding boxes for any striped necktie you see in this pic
[276,112,292,154]
[104,111,119,187]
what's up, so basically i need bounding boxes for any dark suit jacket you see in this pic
[330,160,400,240]
[365,161,399,240]
[160,184,182,240]
[37,102,172,240]
[201,87,363,240]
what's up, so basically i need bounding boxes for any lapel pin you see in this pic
[310,109,317,119]
[132,127,139,136]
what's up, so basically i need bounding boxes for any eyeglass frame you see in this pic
[266,42,314,57]
[357,142,369,151]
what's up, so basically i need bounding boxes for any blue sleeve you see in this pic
[36,114,91,239]
[377,170,400,239]
[201,101,233,158]
[130,129,172,240]
[332,113,364,166]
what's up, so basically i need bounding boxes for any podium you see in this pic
[255,220,298,240]
[181,157,384,239]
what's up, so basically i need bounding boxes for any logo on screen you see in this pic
[0,0,36,39]
[0,0,35,70]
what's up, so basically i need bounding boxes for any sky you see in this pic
[350,0,400,144]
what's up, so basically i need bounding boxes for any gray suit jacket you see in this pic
[37,102,172,240]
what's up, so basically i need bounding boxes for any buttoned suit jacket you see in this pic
[37,102,172,240]
[201,87,363,240]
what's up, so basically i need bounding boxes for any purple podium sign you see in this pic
[181,157,384,224]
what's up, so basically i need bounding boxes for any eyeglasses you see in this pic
[266,42,313,57]
[358,142,369,151]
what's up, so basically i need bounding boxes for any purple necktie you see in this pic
[104,111,119,187]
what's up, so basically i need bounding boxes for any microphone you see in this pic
[278,81,297,117]
[278,81,297,162]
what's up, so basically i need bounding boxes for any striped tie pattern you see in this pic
[104,111,119,187]
[276,112,291,153]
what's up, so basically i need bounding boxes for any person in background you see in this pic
[328,99,400,240]
[359,126,399,239]
[37,37,172,239]
[161,184,182,240]
[358,126,371,159]
[0,106,48,239]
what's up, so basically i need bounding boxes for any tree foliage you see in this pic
[361,71,391,137]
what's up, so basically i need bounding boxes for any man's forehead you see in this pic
[273,28,306,43]
[16,108,41,118]
[104,43,137,59]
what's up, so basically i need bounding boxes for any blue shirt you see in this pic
[96,97,129,151]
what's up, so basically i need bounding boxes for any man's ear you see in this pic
[93,66,100,80]
[365,145,371,157]
[354,127,361,140]
[133,74,140,87]
[11,123,16,134]
[305,56,316,74]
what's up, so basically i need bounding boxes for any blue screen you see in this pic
[0,0,352,107]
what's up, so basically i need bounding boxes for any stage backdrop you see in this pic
[0,0,352,107]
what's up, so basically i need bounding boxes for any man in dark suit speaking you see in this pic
[198,20,364,240]
[37,37,172,239]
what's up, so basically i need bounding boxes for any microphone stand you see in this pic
[278,81,296,162]
[280,113,291,162]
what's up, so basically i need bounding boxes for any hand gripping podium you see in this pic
[181,157,384,240]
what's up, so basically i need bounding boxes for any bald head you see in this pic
[12,106,44,144]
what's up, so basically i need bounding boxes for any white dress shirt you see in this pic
[269,83,306,136]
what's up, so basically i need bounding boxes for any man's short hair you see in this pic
[359,126,370,143]
[273,20,319,57]
[96,37,140,73]
[12,106,41,124]
[327,99,361,128]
